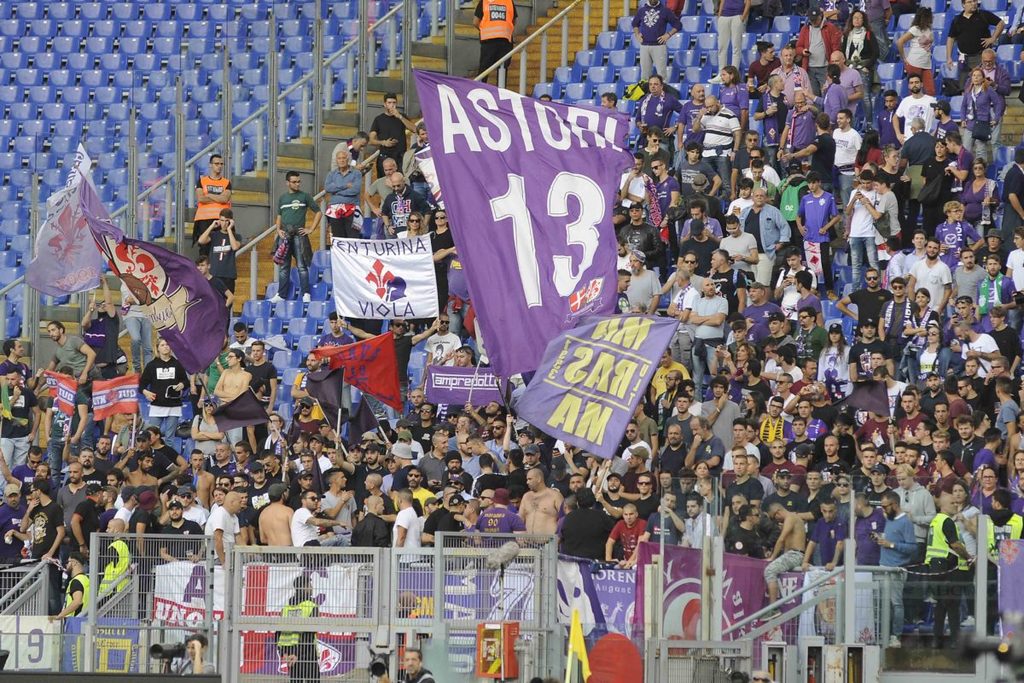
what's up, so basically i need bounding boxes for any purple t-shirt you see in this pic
[743,302,783,343]
[679,101,706,147]
[810,517,847,565]
[934,220,981,271]
[631,4,682,45]
[934,119,959,141]
[797,293,823,316]
[854,508,885,566]
[786,109,816,151]
[820,83,848,125]
[475,507,526,534]
[798,191,837,244]
[0,502,25,560]
[636,93,683,129]
[876,109,900,149]
[720,84,750,115]
[838,67,862,103]
[720,0,746,15]
[656,176,680,217]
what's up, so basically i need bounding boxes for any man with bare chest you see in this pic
[764,503,808,605]
[520,468,563,535]
[258,483,294,547]
[214,350,252,402]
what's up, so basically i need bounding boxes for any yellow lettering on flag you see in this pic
[590,316,652,350]
[547,395,613,444]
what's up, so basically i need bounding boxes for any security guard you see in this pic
[100,537,131,597]
[50,552,89,622]
[473,0,516,83]
[925,492,971,649]
[277,574,319,683]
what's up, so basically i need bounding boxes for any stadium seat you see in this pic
[79,3,105,20]
[772,16,801,33]
[876,62,903,81]
[619,65,641,84]
[253,318,283,337]
[595,31,623,52]
[564,82,593,101]
[272,349,301,372]
[586,66,612,85]
[274,300,304,320]
[608,49,638,71]
[306,300,333,321]
[111,2,137,20]
[532,82,554,99]
[91,20,118,38]
[49,3,74,20]
[287,318,317,336]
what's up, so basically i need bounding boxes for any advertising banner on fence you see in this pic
[425,365,505,406]
[517,316,677,458]
[331,236,439,319]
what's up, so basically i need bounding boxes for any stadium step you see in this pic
[1001,98,1024,147]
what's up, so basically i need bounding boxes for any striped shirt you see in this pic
[700,107,740,154]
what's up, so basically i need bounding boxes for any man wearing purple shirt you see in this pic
[935,212,982,272]
[797,172,840,292]
[779,92,817,157]
[876,90,901,149]
[677,85,707,150]
[631,0,682,81]
[829,52,865,120]
[803,500,846,569]
[854,494,885,566]
[475,488,525,533]
[743,283,784,344]
[932,101,959,141]
[635,74,682,139]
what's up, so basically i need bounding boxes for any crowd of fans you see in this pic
[5,2,1024,661]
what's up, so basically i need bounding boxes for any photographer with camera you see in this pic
[378,649,435,683]
[197,208,243,297]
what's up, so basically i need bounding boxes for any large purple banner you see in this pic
[999,539,1024,624]
[424,365,505,405]
[516,316,677,458]
[413,71,633,377]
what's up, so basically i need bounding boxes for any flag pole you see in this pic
[336,407,343,449]
[129,413,137,449]
[465,357,483,407]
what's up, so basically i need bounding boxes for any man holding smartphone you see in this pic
[197,208,243,296]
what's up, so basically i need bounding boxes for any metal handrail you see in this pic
[721,566,844,637]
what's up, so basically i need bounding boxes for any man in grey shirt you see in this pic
[45,321,96,384]
[690,278,729,400]
[952,248,985,307]
[625,250,662,314]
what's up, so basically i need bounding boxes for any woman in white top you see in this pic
[896,8,936,96]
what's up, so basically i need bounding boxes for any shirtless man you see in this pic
[520,468,563,535]
[126,453,159,488]
[214,350,252,402]
[764,503,808,604]
[184,450,216,509]
[258,483,295,547]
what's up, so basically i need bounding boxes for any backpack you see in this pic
[624,81,647,101]
[778,177,808,222]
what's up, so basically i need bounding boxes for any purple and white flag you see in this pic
[425,365,505,405]
[516,316,676,458]
[414,71,633,377]
[81,188,230,374]
[26,144,105,296]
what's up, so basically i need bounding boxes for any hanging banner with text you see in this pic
[425,365,506,406]
[414,70,632,377]
[330,236,439,319]
[516,316,677,458]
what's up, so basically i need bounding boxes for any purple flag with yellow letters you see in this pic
[413,71,633,377]
[81,187,229,374]
[516,316,676,458]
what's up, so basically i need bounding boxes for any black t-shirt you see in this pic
[948,10,1001,55]
[0,386,36,439]
[809,133,836,181]
[72,498,101,543]
[247,361,277,407]
[724,524,765,558]
[207,228,241,279]
[128,508,159,535]
[656,445,688,476]
[28,500,63,560]
[848,288,893,326]
[762,491,809,515]
[711,269,748,314]
[431,229,455,301]
[726,478,766,504]
[634,494,659,521]
[950,435,986,471]
[249,482,273,512]
[849,339,886,381]
[560,508,615,560]
[679,237,717,275]
[370,112,409,164]
[990,326,1022,367]
[160,519,205,536]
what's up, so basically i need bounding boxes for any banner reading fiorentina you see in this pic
[26,144,105,296]
[83,196,230,373]
[330,236,439,319]
[516,316,677,458]
[425,365,505,405]
[414,71,633,377]
[312,333,403,410]
[91,374,139,420]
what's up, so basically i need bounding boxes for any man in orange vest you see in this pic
[474,0,516,84]
[192,153,233,250]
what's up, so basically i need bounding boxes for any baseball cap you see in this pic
[269,482,288,500]
[447,495,466,507]
[768,312,786,323]
[85,482,103,496]
[396,429,413,441]
[299,397,314,407]
[298,470,314,479]
[523,444,541,455]
[828,323,844,334]
[630,249,646,263]
[871,463,890,475]
[809,8,823,20]
[249,461,265,472]
[167,499,184,509]
[492,488,511,505]
[177,485,195,496]
[361,430,382,443]
[775,468,792,477]
[2,484,19,496]
[986,229,1003,240]
[932,100,951,114]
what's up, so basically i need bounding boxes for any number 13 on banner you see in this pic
[489,172,606,308]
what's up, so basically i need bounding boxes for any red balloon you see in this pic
[588,634,644,683]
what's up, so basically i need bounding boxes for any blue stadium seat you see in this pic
[143,4,171,21]
[253,318,283,337]
[27,85,52,104]
[587,66,612,84]
[665,32,687,51]
[696,33,717,51]
[15,68,41,86]
[680,16,706,33]
[8,102,35,120]
[296,335,318,356]
[91,20,117,38]
[772,16,801,33]
[619,65,641,84]
[981,0,1007,10]
[998,44,1023,62]
[48,69,72,87]
[111,2,137,20]
[287,317,317,336]
[272,349,301,372]
[175,5,201,21]
[152,37,177,56]
[58,19,85,37]
[553,65,574,89]
[306,300,333,320]
[208,4,232,21]
[51,36,81,54]
[595,31,623,52]
[685,65,712,83]
[564,82,593,101]
[84,36,111,54]
[49,3,74,20]
[274,300,304,320]
[78,3,105,20]
[29,19,54,37]
[60,86,87,104]
[608,49,637,71]
[876,62,903,81]
[93,87,121,105]
[532,82,554,99]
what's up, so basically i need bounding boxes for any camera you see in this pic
[369,652,389,676]
[150,643,187,659]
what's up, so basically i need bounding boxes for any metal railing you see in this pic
[476,0,615,92]
[0,563,51,616]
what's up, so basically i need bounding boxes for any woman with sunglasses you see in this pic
[190,399,226,458]
[902,289,940,382]
[959,158,999,230]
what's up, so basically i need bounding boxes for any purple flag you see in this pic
[305,366,346,417]
[81,193,229,373]
[425,365,505,406]
[213,390,270,432]
[516,316,677,458]
[414,71,633,377]
[26,144,105,296]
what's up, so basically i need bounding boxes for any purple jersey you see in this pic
[475,507,526,534]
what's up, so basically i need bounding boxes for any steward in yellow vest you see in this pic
[52,552,89,621]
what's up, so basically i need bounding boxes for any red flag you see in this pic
[91,374,140,420]
[311,333,402,410]
[50,373,78,417]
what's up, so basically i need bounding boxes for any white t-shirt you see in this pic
[775,267,818,318]
[833,127,863,171]
[619,171,647,208]
[905,26,934,70]
[742,166,782,186]
[113,506,133,529]
[204,507,239,552]
[847,189,879,238]
[393,507,422,548]
[720,232,757,273]
[895,94,938,139]
[183,505,209,527]
[908,258,952,310]
[1008,248,1024,290]
[424,332,461,366]
[962,333,999,376]
[290,507,320,547]
[886,380,908,417]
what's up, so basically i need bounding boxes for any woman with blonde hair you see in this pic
[962,67,999,162]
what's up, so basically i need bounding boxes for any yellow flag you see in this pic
[565,608,592,683]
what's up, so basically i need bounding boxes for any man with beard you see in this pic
[877,490,917,647]
[158,500,205,562]
[624,250,661,314]
[596,473,629,519]
[655,424,688,475]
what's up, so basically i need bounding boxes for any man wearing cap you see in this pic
[625,250,661,314]
[158,500,205,561]
[22,479,65,613]
[291,486,341,547]
[175,484,210,527]
[796,9,841,94]
[422,493,465,545]
[0,483,26,563]
[50,551,88,622]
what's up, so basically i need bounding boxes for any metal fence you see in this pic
[644,640,753,683]
[0,563,51,616]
